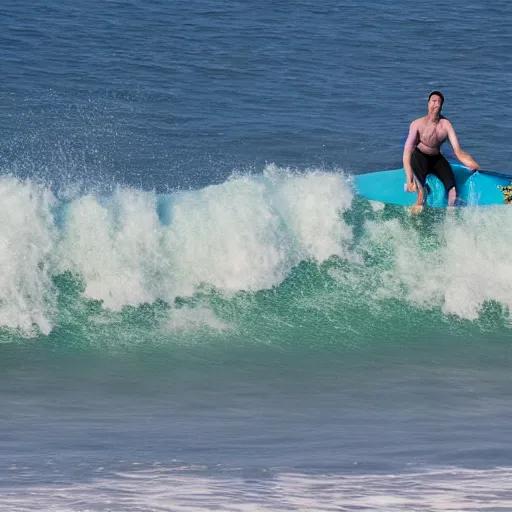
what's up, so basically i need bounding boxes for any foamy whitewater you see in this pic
[3,466,512,511]
[1,166,511,337]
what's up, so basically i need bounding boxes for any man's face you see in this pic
[428,94,443,114]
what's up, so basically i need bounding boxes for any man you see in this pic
[403,91,479,209]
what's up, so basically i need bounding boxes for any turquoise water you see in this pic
[1,0,512,510]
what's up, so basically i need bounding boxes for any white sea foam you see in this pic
[55,188,168,309]
[0,177,56,335]
[2,466,511,511]
[0,168,354,335]
[363,206,512,321]
[162,166,354,297]
[1,169,512,335]
[53,165,354,309]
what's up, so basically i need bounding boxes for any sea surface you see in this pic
[1,1,512,510]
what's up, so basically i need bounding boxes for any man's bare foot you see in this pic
[411,204,424,214]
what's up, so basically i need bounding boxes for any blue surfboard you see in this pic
[355,163,512,207]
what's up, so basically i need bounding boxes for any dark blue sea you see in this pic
[1,1,512,510]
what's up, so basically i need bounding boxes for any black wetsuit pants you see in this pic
[411,148,456,192]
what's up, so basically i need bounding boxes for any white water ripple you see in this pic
[2,466,512,511]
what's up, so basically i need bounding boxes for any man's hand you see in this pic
[406,181,417,193]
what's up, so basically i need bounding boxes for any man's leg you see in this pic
[414,178,426,205]
[410,150,428,206]
[434,154,457,205]
[447,187,456,205]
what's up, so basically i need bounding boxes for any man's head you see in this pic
[428,90,444,113]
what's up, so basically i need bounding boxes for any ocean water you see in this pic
[1,1,512,510]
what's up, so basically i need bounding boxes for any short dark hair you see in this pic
[428,90,444,107]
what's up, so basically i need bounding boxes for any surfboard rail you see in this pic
[355,164,512,207]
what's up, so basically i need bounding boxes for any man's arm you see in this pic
[403,121,418,191]
[446,121,479,171]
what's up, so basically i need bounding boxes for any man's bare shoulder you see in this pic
[410,117,426,129]
[439,116,452,127]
